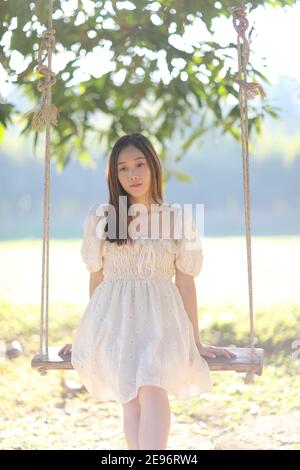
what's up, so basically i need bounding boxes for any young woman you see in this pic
[59,132,234,450]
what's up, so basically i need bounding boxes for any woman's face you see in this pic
[117,145,152,207]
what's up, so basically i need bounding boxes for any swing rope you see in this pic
[231,3,266,384]
[29,0,58,373]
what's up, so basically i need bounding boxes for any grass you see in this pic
[0,237,300,449]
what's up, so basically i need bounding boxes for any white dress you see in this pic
[71,202,212,404]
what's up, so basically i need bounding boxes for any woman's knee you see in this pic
[122,395,141,420]
[138,385,168,402]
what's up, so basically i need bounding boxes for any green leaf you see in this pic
[182,127,209,153]
[0,123,5,143]
[77,148,94,166]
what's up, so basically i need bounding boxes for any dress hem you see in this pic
[86,380,213,405]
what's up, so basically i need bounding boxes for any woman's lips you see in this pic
[130,183,142,188]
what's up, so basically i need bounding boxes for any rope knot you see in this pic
[231,6,249,36]
[42,28,56,48]
[230,4,266,102]
[28,21,59,132]
[232,73,266,100]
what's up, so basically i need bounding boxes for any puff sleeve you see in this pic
[80,203,107,272]
[174,208,204,277]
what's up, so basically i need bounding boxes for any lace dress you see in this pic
[71,202,212,404]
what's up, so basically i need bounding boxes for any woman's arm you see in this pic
[89,268,104,298]
[175,270,201,344]
[175,269,236,359]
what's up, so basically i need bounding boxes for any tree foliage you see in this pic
[0,0,296,175]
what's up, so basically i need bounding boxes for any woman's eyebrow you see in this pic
[117,156,145,166]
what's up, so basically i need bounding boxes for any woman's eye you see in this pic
[119,163,144,171]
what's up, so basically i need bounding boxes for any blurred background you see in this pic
[0,0,299,450]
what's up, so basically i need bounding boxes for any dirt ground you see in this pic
[1,360,299,450]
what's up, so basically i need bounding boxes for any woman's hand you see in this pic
[58,343,72,357]
[195,342,236,359]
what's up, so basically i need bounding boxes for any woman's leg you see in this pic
[121,396,141,450]
[138,385,171,450]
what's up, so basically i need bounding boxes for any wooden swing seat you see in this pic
[31,346,264,375]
